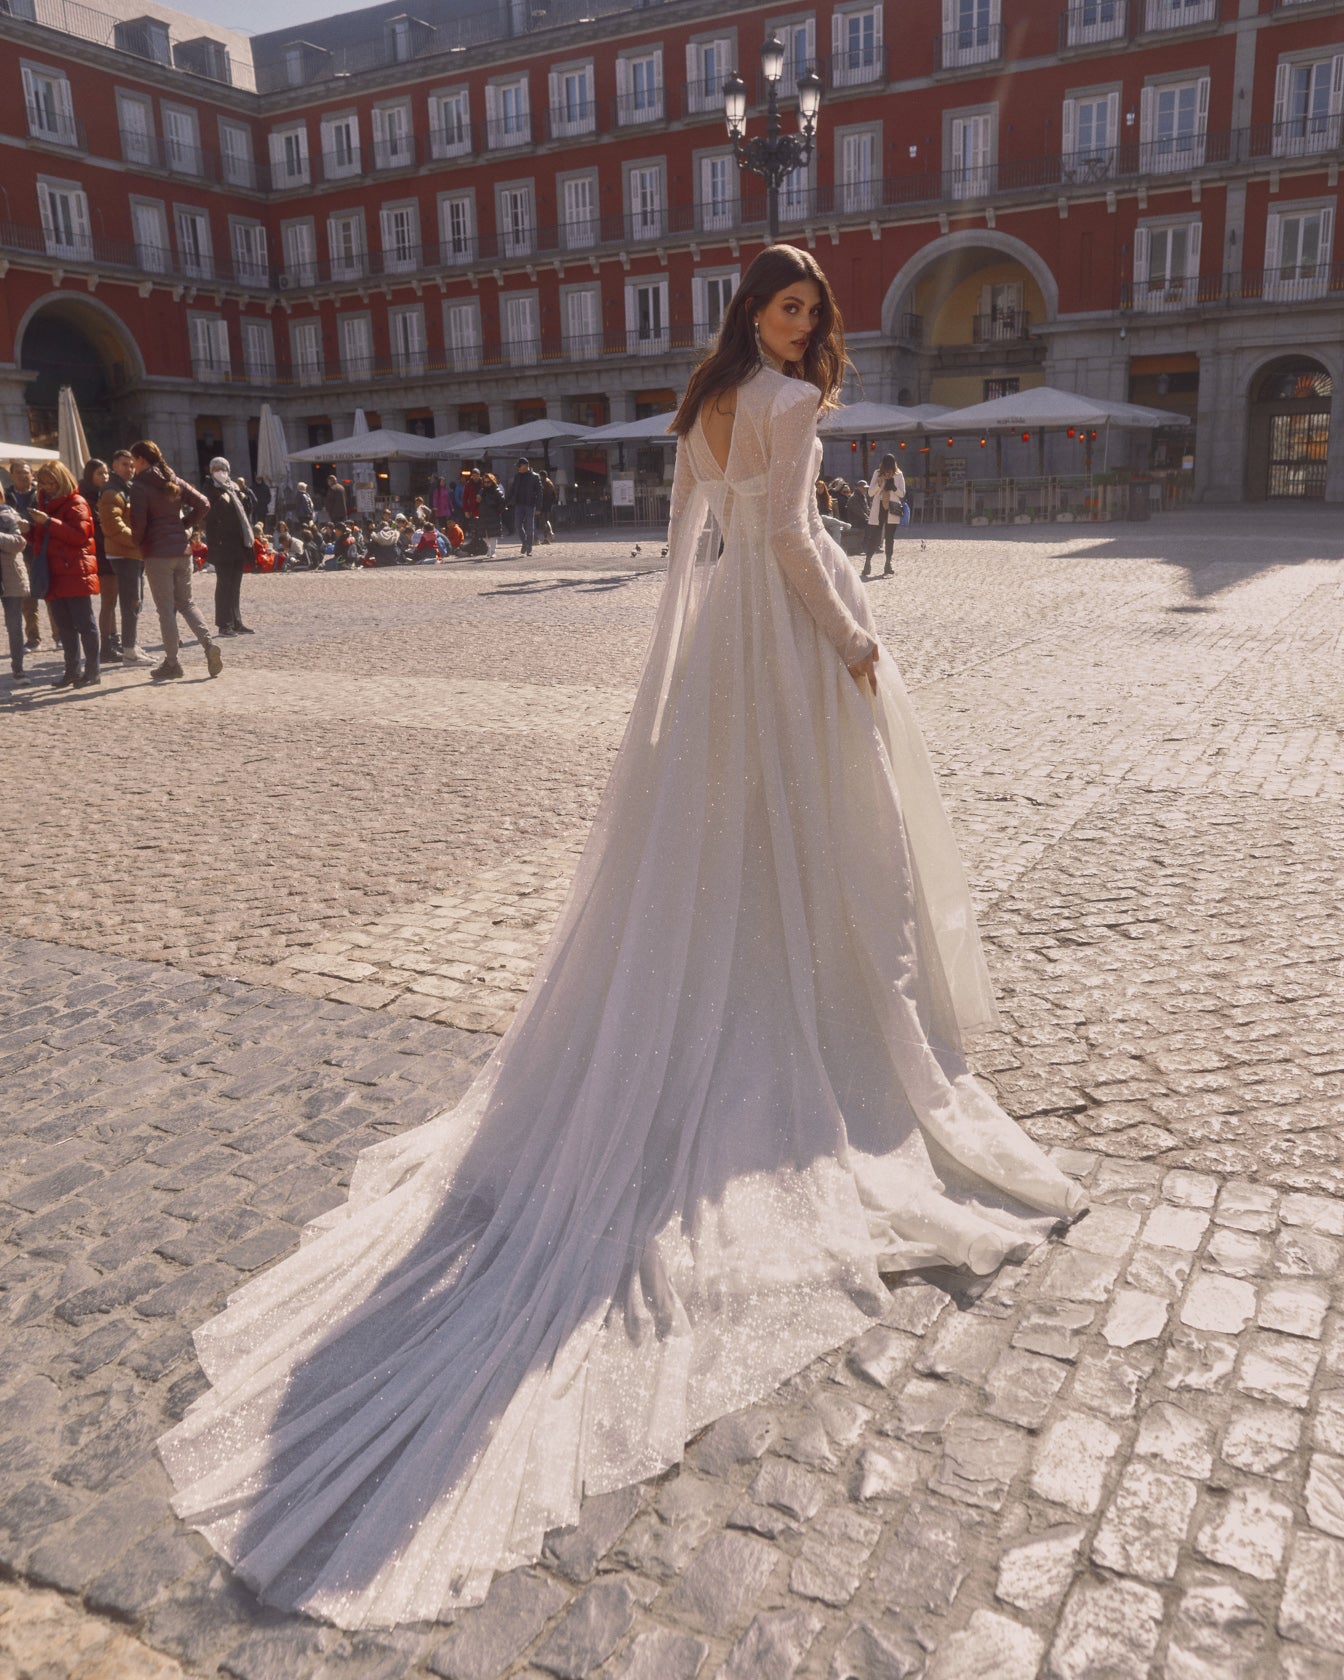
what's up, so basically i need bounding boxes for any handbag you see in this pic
[27,523,51,599]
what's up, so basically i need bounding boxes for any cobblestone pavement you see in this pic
[2,510,1344,1679]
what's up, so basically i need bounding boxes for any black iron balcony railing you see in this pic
[482,112,533,148]
[1058,0,1130,48]
[972,309,1033,342]
[1120,262,1344,311]
[24,102,84,148]
[543,100,598,141]
[935,22,1004,71]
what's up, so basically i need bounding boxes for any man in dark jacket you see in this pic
[204,456,255,636]
[324,475,348,524]
[509,457,543,557]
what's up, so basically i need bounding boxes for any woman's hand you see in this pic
[848,644,879,696]
[28,509,48,526]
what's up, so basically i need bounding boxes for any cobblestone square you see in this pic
[2,510,1343,1679]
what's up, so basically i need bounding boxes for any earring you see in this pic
[753,320,763,355]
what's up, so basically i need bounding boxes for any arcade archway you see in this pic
[1245,356,1333,501]
[15,295,143,461]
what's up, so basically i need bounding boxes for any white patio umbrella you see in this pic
[583,411,679,444]
[933,385,1189,433]
[285,427,453,464]
[57,387,90,476]
[0,441,61,466]
[816,400,923,438]
[256,403,290,491]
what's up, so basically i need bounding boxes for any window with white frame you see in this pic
[35,177,90,258]
[444,298,482,370]
[976,280,1024,339]
[941,0,999,69]
[1139,76,1209,172]
[283,46,305,87]
[617,49,663,124]
[548,62,594,137]
[486,78,530,147]
[390,306,426,374]
[372,102,413,169]
[949,109,996,199]
[290,318,324,385]
[269,123,310,188]
[1272,55,1344,158]
[692,268,738,341]
[174,206,213,278]
[380,202,421,272]
[130,199,169,273]
[562,286,600,358]
[771,17,816,96]
[1265,204,1335,301]
[699,153,736,231]
[163,105,202,174]
[430,88,471,157]
[219,121,254,187]
[22,64,76,145]
[832,6,882,88]
[1143,0,1216,31]
[189,314,230,381]
[627,164,665,239]
[561,174,598,248]
[281,218,317,284]
[839,129,878,213]
[1132,218,1202,310]
[241,317,275,384]
[321,113,361,178]
[497,183,534,259]
[117,91,154,165]
[685,37,733,114]
[1062,89,1119,180]
[440,192,475,263]
[502,292,539,366]
[778,158,814,222]
[231,219,269,286]
[339,313,374,377]
[625,276,669,351]
[1065,0,1124,46]
[327,211,365,280]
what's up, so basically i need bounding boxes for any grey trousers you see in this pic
[143,555,212,660]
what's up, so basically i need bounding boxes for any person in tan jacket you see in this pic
[99,449,154,666]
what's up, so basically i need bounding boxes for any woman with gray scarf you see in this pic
[203,456,255,637]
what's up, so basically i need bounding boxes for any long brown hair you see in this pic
[671,245,850,436]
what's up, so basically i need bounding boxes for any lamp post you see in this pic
[723,39,822,243]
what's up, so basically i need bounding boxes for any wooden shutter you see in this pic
[1272,59,1290,148]
[1106,91,1119,158]
[1138,85,1153,146]
[1061,97,1077,162]
[1195,76,1210,164]
[1132,225,1150,287]
[1185,218,1202,282]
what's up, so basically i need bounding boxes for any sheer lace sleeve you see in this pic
[766,383,876,668]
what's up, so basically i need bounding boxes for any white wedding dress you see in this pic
[159,366,1085,1630]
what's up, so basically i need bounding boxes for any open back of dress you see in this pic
[159,366,1083,1630]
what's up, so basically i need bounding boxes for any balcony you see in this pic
[428,121,473,161]
[544,100,598,141]
[483,112,532,149]
[25,102,83,148]
[372,135,416,171]
[1059,0,1128,47]
[613,87,665,127]
[936,21,1003,71]
[972,308,1032,342]
[824,41,886,90]
[1142,0,1217,29]
[1121,263,1344,311]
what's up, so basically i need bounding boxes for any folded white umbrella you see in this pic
[256,403,290,488]
[57,387,90,476]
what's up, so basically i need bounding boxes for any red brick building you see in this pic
[1,0,1340,503]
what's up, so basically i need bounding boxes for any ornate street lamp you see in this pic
[723,38,822,242]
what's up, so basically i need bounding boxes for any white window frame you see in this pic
[1065,0,1125,46]
[496,182,534,260]
[1143,0,1217,30]
[281,218,318,286]
[230,218,269,287]
[379,201,421,273]
[116,90,154,165]
[831,5,883,89]
[162,104,202,176]
[560,172,599,250]
[269,123,311,189]
[624,275,669,354]
[949,108,997,199]
[698,151,737,232]
[770,16,816,96]
[290,318,324,387]
[692,266,739,343]
[626,161,666,241]
[837,125,879,213]
[1272,54,1344,159]
[390,305,427,374]
[130,197,169,273]
[1264,202,1335,302]
[444,298,482,371]
[339,312,375,378]
[430,87,471,158]
[1061,88,1120,181]
[685,36,734,115]
[1132,217,1202,312]
[372,101,414,170]
[485,77,530,148]
[188,313,230,382]
[218,120,254,188]
[616,49,664,125]
[438,191,476,265]
[327,210,366,282]
[241,317,275,385]
[941,0,1000,70]
[501,291,540,367]
[35,175,90,259]
[22,63,76,146]
[174,205,213,279]
[561,284,601,359]
[548,60,595,138]
[1139,75,1210,173]
[321,111,362,179]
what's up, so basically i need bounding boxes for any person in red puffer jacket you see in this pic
[28,460,100,689]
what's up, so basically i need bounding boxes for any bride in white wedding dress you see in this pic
[159,247,1085,1631]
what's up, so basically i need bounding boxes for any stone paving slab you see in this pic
[3,510,1344,1678]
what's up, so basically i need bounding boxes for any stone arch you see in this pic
[1243,351,1336,502]
[880,231,1060,339]
[14,292,146,459]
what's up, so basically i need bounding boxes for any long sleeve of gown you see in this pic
[766,384,876,669]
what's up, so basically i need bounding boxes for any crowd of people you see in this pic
[815,454,909,579]
[2,450,562,693]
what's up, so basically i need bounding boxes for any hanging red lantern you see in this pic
[1021,431,1030,442]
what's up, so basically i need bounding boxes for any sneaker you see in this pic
[150,657,184,683]
[122,647,155,666]
[10,674,30,687]
[205,642,224,679]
